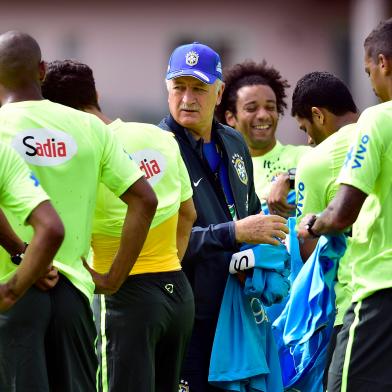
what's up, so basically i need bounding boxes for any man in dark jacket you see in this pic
[159,42,288,392]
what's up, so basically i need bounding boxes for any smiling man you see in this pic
[159,42,288,392]
[216,61,310,214]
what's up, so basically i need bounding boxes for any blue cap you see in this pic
[166,42,222,85]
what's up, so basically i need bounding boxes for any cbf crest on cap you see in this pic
[166,42,222,84]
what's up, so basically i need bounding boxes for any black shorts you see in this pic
[323,324,343,391]
[0,275,97,392]
[328,288,392,392]
[94,270,194,392]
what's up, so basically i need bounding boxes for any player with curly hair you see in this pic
[216,61,309,216]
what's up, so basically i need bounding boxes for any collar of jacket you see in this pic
[164,114,224,150]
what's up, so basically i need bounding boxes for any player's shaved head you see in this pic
[0,31,42,88]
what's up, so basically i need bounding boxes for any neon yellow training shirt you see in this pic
[251,141,310,204]
[0,100,143,302]
[338,101,392,303]
[295,123,356,325]
[92,120,193,275]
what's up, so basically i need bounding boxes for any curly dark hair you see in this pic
[42,59,100,111]
[364,18,392,61]
[215,60,289,124]
[291,71,357,120]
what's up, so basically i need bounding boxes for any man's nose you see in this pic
[182,88,196,104]
[256,107,269,120]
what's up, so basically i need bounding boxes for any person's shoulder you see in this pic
[281,142,310,154]
[218,123,247,145]
[157,117,171,131]
[359,101,392,127]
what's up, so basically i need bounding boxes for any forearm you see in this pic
[311,184,367,236]
[5,201,64,302]
[106,194,156,291]
[0,209,25,255]
[9,226,62,298]
[176,199,197,261]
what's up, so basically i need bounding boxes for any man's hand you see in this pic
[35,265,59,291]
[82,258,119,295]
[297,213,318,240]
[235,214,288,245]
[267,173,296,218]
[0,279,18,312]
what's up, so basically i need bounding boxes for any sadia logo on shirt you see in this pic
[130,149,167,186]
[11,129,78,166]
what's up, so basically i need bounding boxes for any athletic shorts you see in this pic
[0,274,97,392]
[323,324,343,391]
[328,288,392,392]
[94,270,194,392]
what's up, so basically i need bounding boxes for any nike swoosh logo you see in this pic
[193,178,203,187]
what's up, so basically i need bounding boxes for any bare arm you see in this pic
[298,184,368,239]
[0,209,25,255]
[177,198,197,262]
[85,177,157,295]
[0,200,64,311]
[267,173,296,218]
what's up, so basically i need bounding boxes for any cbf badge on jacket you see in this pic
[232,153,248,185]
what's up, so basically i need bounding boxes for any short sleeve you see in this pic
[98,123,144,196]
[338,110,384,195]
[0,143,49,223]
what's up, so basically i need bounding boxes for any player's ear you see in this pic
[378,53,392,75]
[311,107,324,125]
[225,110,237,128]
[39,61,46,82]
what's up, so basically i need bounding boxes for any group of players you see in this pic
[0,15,390,392]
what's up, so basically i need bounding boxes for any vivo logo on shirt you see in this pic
[131,149,167,186]
[11,129,78,166]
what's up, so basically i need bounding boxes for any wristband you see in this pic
[288,168,296,190]
[10,242,28,265]
[305,216,320,238]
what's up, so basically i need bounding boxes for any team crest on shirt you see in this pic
[185,51,199,66]
[232,153,248,185]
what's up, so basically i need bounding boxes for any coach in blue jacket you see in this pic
[159,42,288,392]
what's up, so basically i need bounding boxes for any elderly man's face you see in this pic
[167,76,223,138]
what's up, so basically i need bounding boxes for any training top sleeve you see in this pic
[97,121,144,197]
[337,108,385,195]
[0,143,49,224]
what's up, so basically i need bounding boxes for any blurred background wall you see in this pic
[3,0,391,144]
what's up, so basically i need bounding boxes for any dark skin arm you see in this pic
[0,209,25,255]
[84,177,158,295]
[298,184,368,239]
[177,198,197,262]
[0,208,60,292]
[0,201,64,311]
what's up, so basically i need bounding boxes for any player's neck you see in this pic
[84,106,113,125]
[250,139,277,157]
[334,112,360,131]
[0,84,43,105]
